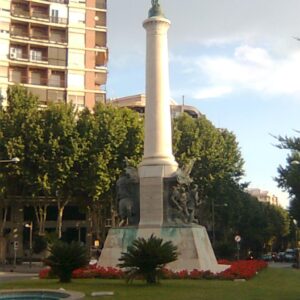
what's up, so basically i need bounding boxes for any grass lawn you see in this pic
[0,268,300,300]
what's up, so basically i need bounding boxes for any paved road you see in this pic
[0,264,41,282]
[0,272,38,282]
[268,262,293,268]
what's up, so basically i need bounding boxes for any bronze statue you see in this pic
[148,0,164,18]
[116,163,139,226]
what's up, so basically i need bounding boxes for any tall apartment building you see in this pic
[0,0,108,109]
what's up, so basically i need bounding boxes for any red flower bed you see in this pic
[72,265,124,279]
[39,268,51,279]
[162,260,267,280]
[218,260,267,280]
[39,260,267,281]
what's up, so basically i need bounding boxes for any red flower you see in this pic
[39,259,267,281]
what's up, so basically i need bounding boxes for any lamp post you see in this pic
[212,199,228,247]
[25,222,33,268]
[0,157,20,163]
[293,219,298,248]
[76,222,81,243]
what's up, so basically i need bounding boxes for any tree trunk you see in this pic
[34,202,49,236]
[56,199,69,239]
[0,207,8,238]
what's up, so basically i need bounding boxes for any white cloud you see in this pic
[193,86,233,99]
[177,45,300,99]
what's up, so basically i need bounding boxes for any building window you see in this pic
[30,49,43,61]
[50,9,59,23]
[68,95,85,107]
[49,71,65,87]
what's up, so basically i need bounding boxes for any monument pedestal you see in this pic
[98,225,228,273]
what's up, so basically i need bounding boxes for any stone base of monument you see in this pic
[98,225,228,273]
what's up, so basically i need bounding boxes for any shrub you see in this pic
[44,241,88,283]
[118,234,178,284]
[33,235,47,254]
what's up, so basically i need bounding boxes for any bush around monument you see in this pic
[39,259,267,281]
[118,234,178,284]
[43,240,88,283]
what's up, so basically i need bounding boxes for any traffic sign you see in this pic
[234,235,241,243]
[13,241,18,250]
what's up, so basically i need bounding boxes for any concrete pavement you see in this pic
[268,261,294,268]
[0,264,42,282]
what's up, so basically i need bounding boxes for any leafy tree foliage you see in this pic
[118,234,178,284]
[275,133,300,224]
[173,114,290,256]
[0,86,40,236]
[75,104,143,240]
[173,113,244,227]
[0,87,292,257]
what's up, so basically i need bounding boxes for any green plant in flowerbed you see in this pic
[44,240,88,283]
[118,234,178,284]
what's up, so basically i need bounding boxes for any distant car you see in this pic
[284,249,296,262]
[261,253,273,261]
[278,252,286,262]
[271,252,280,262]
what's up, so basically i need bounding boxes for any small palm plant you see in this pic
[44,241,88,283]
[118,234,178,284]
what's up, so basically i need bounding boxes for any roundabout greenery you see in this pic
[1,267,299,300]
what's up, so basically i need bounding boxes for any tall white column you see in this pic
[139,15,178,177]
[138,12,178,227]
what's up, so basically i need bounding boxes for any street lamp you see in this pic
[212,199,228,247]
[0,157,20,163]
[25,222,33,268]
[293,219,298,248]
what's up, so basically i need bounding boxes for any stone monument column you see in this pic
[138,1,178,227]
[98,1,229,274]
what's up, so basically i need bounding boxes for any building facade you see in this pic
[0,0,108,109]
[110,94,202,119]
[246,188,279,206]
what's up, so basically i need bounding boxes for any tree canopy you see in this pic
[275,133,300,224]
[0,86,292,255]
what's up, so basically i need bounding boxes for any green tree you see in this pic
[37,103,79,238]
[0,86,40,235]
[275,133,300,224]
[75,104,143,241]
[0,88,80,238]
[173,114,244,227]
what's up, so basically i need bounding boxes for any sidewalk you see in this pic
[0,263,43,274]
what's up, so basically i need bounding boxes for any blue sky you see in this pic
[106,0,300,207]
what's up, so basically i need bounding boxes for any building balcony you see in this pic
[95,72,106,86]
[9,52,28,61]
[9,75,65,88]
[11,9,30,18]
[30,33,49,40]
[96,0,107,9]
[10,52,49,65]
[49,16,68,25]
[11,11,68,26]
[31,11,49,21]
[46,0,69,4]
[48,78,65,88]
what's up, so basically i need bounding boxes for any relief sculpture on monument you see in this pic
[167,160,202,225]
[116,161,140,227]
